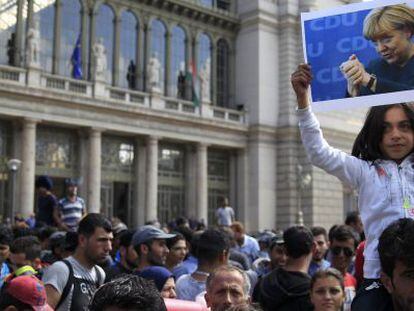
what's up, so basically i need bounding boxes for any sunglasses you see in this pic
[331,246,354,257]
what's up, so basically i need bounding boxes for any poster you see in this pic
[301,0,414,111]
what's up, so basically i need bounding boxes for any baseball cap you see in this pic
[132,225,176,246]
[4,275,53,311]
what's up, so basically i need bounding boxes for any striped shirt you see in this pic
[58,196,85,232]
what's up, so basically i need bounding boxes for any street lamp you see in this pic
[297,164,312,226]
[7,158,21,222]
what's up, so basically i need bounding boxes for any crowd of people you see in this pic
[2,6,414,307]
[0,203,412,311]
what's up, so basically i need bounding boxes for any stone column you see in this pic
[228,43,236,108]
[87,128,102,213]
[211,42,217,105]
[165,29,172,96]
[136,23,144,91]
[77,130,89,201]
[144,22,152,92]
[52,0,62,74]
[89,10,97,81]
[184,37,192,100]
[185,145,196,218]
[14,0,25,66]
[196,142,208,225]
[81,7,89,79]
[146,136,158,222]
[113,14,121,86]
[132,138,147,227]
[236,148,248,227]
[20,118,37,217]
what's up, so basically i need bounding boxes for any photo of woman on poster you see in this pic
[341,4,414,97]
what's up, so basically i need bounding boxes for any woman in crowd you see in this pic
[138,266,177,299]
[311,269,345,311]
[341,4,414,97]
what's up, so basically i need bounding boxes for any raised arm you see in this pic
[291,64,366,188]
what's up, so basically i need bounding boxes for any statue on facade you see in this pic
[147,53,161,92]
[199,58,211,102]
[126,60,136,89]
[7,32,16,66]
[92,37,107,81]
[176,61,186,99]
[26,18,40,68]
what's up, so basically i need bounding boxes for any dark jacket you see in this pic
[257,267,313,311]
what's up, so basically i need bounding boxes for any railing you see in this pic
[42,73,93,96]
[0,65,25,84]
[0,65,246,125]
[106,86,149,107]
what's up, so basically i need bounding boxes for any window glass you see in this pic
[95,4,114,83]
[119,11,138,89]
[171,26,186,98]
[60,0,81,78]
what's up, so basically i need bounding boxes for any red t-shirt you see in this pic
[344,272,357,311]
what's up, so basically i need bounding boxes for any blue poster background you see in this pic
[304,9,378,102]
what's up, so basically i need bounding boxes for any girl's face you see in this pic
[373,28,413,66]
[380,106,414,163]
[311,276,345,311]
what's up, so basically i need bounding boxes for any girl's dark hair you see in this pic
[352,103,414,161]
[310,268,344,291]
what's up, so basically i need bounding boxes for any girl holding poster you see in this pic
[341,4,414,97]
[291,63,414,310]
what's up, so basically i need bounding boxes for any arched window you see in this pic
[150,19,166,92]
[217,39,229,107]
[170,26,186,99]
[0,1,18,65]
[119,11,138,89]
[59,0,81,78]
[95,4,114,83]
[34,1,55,72]
[198,33,211,102]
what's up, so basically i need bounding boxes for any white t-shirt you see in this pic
[215,206,235,226]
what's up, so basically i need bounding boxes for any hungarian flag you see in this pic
[186,60,200,106]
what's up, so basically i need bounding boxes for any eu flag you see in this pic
[71,35,82,79]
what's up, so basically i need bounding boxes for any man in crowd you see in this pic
[132,225,175,271]
[40,231,67,265]
[0,225,12,287]
[35,175,58,227]
[256,225,314,311]
[329,225,357,311]
[43,213,112,310]
[9,235,42,278]
[216,197,235,226]
[176,228,230,301]
[231,222,260,264]
[205,265,251,311]
[89,274,167,311]
[105,229,138,281]
[0,275,53,310]
[55,178,86,232]
[377,218,414,311]
[345,211,365,241]
[308,226,330,276]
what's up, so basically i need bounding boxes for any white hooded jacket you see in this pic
[298,107,414,279]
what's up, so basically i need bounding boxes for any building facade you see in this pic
[0,0,361,230]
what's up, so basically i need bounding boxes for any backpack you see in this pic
[55,259,103,310]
